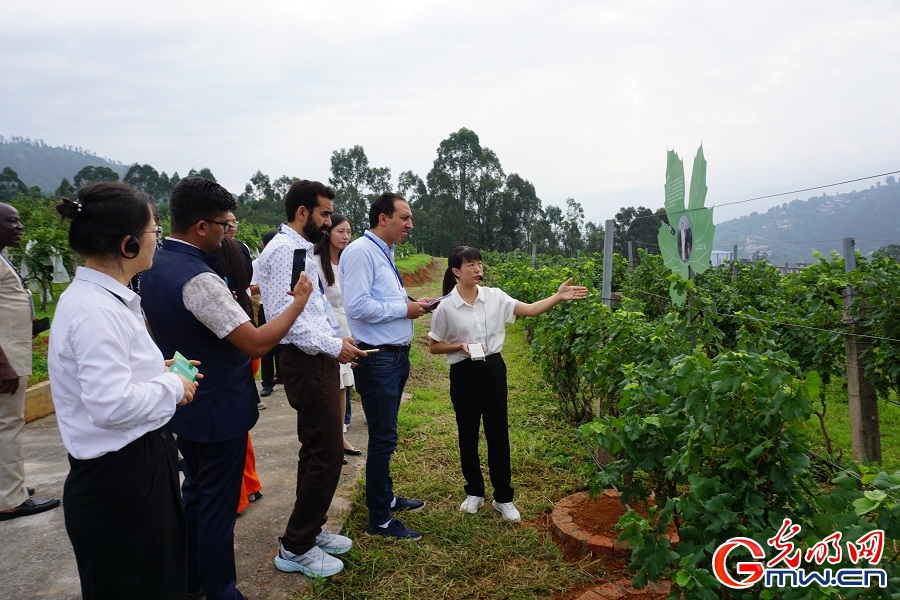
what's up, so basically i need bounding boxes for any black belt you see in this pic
[358,342,410,354]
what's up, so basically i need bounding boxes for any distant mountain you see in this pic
[713,177,900,264]
[0,136,127,193]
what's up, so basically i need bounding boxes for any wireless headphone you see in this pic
[122,235,141,259]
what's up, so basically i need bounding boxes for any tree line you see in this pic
[236,127,667,256]
[1,127,672,256]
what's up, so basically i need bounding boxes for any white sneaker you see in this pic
[492,500,521,522]
[316,530,353,555]
[459,495,484,514]
[274,542,344,577]
[343,423,348,433]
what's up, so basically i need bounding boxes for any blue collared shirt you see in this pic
[339,232,413,346]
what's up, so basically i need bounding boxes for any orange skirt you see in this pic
[237,434,262,514]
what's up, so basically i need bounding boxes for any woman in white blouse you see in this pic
[428,246,587,523]
[313,214,361,456]
[49,182,198,600]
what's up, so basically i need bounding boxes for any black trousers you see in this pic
[449,354,514,503]
[257,304,281,387]
[279,345,344,554]
[178,433,247,600]
[64,425,186,600]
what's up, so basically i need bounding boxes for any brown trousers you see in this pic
[278,346,344,554]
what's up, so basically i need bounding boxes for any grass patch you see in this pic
[802,380,900,473]
[395,253,432,276]
[29,286,64,386]
[300,271,602,599]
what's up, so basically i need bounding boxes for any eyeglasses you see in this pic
[143,226,163,240]
[200,219,234,234]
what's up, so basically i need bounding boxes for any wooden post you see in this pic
[531,243,537,269]
[601,220,614,309]
[627,241,634,272]
[842,237,882,464]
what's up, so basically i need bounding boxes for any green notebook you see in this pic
[169,351,198,382]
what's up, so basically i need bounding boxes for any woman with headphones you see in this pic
[48,182,199,599]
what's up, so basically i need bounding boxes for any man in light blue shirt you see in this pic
[340,193,433,540]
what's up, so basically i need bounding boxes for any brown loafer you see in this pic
[0,497,61,521]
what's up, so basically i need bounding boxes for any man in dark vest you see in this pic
[141,178,311,600]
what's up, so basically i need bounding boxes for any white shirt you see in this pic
[167,237,250,338]
[48,267,183,460]
[314,254,350,337]
[250,258,260,288]
[256,225,343,357]
[183,273,249,338]
[428,285,518,365]
[315,254,355,388]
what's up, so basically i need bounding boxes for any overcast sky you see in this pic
[3,0,899,225]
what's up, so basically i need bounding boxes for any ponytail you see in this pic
[442,267,457,296]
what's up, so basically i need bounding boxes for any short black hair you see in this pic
[443,246,483,295]
[261,229,278,248]
[284,180,335,222]
[214,235,253,319]
[169,177,236,233]
[56,182,151,261]
[368,193,406,229]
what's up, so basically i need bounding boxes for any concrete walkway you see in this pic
[0,384,368,600]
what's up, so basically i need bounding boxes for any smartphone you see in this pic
[290,248,307,289]
[427,293,451,309]
[32,316,50,336]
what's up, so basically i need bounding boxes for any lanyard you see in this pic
[364,232,404,290]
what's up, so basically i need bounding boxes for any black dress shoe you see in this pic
[344,447,362,456]
[0,497,61,521]
[260,386,273,397]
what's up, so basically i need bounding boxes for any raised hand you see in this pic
[557,277,588,301]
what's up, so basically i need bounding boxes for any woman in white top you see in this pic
[428,246,587,523]
[314,213,361,455]
[49,182,198,600]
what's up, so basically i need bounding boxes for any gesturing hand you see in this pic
[557,277,588,301]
